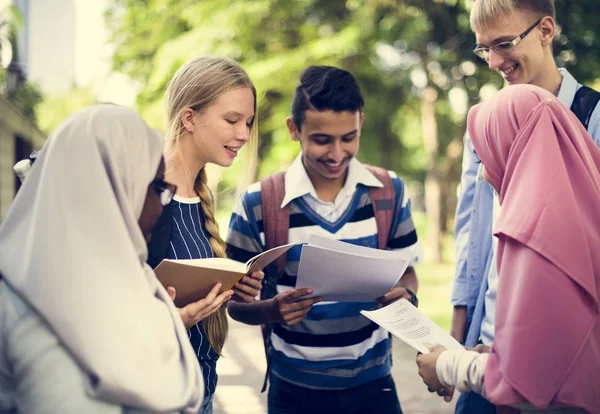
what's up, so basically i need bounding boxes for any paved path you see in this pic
[214,318,457,414]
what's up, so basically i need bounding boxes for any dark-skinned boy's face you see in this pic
[287,110,363,183]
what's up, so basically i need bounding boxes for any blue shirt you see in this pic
[226,157,421,390]
[452,68,600,346]
[165,195,218,411]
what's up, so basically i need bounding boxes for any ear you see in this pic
[286,117,301,142]
[539,16,556,47]
[181,108,196,133]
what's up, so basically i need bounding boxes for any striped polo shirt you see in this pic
[226,156,421,390]
[165,195,218,409]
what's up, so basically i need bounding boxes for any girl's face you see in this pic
[184,87,255,168]
[481,165,500,199]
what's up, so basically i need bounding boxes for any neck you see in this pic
[164,134,207,197]
[305,166,347,203]
[532,57,562,96]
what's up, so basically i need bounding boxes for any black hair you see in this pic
[291,66,365,131]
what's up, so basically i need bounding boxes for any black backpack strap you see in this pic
[570,85,600,130]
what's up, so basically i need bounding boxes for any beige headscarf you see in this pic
[0,105,203,412]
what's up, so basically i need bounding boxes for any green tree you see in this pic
[0,6,42,121]
[106,0,600,262]
[36,86,97,133]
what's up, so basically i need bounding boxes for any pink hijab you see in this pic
[467,84,600,411]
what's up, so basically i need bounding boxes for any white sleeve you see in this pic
[436,349,489,395]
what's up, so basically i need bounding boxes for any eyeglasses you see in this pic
[151,179,177,206]
[473,18,542,61]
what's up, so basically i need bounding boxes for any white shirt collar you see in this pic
[281,154,383,208]
[557,68,580,108]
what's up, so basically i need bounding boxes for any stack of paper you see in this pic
[295,234,415,302]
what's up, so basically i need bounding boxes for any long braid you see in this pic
[195,168,228,354]
[163,55,258,355]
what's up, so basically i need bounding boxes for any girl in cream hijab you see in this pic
[0,105,203,413]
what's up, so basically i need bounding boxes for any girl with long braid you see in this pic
[147,55,263,414]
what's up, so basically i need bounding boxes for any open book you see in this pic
[295,234,415,302]
[154,243,299,307]
[361,299,464,354]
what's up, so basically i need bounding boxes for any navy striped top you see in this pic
[226,169,421,390]
[165,195,219,408]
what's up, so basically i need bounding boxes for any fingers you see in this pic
[473,344,491,353]
[291,296,322,309]
[234,276,262,295]
[282,308,312,326]
[204,283,223,303]
[437,386,454,402]
[275,289,322,326]
[416,354,425,366]
[233,275,264,303]
[204,290,234,314]
[232,288,255,303]
[428,344,447,353]
[249,271,265,282]
[377,287,408,305]
[183,284,231,319]
[167,286,177,302]
[280,288,315,303]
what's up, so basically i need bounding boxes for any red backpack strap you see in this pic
[258,172,289,392]
[364,164,395,250]
[260,172,289,277]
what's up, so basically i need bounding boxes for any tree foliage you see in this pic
[105,0,600,259]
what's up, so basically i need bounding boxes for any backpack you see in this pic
[257,164,398,391]
[570,85,600,130]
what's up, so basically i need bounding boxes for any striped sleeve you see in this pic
[226,182,265,263]
[387,172,423,264]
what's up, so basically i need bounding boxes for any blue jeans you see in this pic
[455,391,496,414]
[267,374,402,414]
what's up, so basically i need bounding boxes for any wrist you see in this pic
[260,298,278,324]
[405,288,419,307]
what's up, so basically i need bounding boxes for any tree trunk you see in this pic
[421,86,443,262]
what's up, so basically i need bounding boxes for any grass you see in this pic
[414,261,455,331]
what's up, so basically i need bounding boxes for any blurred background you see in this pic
[0,1,599,412]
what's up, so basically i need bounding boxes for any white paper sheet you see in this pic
[295,234,414,302]
[361,299,464,354]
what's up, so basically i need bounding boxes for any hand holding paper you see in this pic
[360,298,464,354]
[295,235,415,302]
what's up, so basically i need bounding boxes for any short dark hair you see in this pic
[291,66,365,131]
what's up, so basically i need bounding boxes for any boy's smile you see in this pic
[289,109,363,187]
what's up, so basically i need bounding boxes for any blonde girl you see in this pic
[147,55,263,414]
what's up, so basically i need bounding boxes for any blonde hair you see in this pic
[470,0,556,32]
[164,55,258,354]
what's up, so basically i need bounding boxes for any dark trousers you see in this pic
[267,374,402,414]
[455,390,496,414]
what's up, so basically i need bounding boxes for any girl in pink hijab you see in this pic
[417,84,600,413]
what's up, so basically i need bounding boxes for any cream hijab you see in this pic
[0,105,203,412]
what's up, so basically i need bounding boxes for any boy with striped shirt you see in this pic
[226,66,422,414]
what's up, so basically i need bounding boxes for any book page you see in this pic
[361,299,464,354]
[307,234,415,261]
[167,258,246,273]
[295,244,412,302]
[244,242,301,273]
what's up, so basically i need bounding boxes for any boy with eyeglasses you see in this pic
[450,1,600,413]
